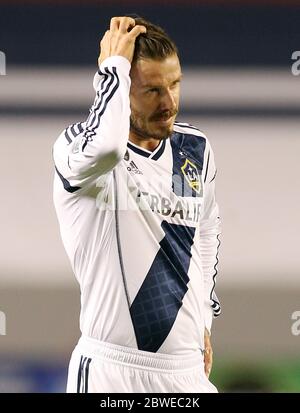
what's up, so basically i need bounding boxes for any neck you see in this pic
[129,130,162,152]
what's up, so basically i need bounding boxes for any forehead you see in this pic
[131,54,181,87]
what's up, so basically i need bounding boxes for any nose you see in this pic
[160,88,177,111]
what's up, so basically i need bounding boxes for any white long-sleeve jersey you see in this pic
[53,56,221,355]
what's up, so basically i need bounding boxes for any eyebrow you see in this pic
[142,74,183,89]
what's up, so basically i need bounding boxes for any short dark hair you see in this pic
[131,16,178,64]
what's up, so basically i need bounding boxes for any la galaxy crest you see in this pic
[181,159,203,196]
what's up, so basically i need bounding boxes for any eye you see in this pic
[147,87,159,94]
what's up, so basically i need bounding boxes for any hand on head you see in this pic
[98,16,146,66]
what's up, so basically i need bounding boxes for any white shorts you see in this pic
[66,336,218,393]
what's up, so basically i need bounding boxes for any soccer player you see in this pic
[53,16,221,393]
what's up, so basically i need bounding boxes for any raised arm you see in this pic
[53,17,146,190]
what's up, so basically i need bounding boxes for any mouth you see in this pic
[152,112,176,125]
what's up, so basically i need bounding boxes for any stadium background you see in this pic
[0,0,300,392]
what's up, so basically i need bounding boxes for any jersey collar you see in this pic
[127,139,166,161]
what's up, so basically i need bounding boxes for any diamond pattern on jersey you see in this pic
[130,221,195,352]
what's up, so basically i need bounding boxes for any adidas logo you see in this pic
[126,160,143,175]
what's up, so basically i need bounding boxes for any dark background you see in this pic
[1,0,300,66]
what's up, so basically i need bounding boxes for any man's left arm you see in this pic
[200,140,221,377]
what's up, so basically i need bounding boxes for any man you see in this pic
[53,16,221,393]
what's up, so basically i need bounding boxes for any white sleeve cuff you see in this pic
[99,55,131,73]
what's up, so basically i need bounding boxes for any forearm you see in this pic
[200,213,221,332]
[68,56,131,178]
[200,142,221,331]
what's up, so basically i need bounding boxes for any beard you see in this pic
[130,109,177,141]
